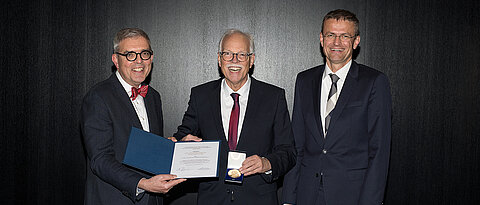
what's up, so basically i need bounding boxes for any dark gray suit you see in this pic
[283,61,392,205]
[81,74,164,205]
[174,77,296,205]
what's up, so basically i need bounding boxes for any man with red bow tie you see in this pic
[81,28,185,205]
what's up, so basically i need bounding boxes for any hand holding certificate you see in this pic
[123,127,220,178]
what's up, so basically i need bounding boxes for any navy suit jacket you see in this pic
[174,77,296,205]
[283,62,392,205]
[81,74,164,205]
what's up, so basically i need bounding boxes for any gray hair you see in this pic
[218,29,255,53]
[113,28,151,52]
[322,9,360,36]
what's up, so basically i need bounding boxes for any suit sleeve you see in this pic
[262,89,296,182]
[359,73,392,205]
[282,75,306,204]
[81,91,144,202]
[173,88,200,140]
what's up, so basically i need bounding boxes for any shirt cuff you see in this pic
[261,157,272,174]
[136,187,145,196]
[136,178,146,196]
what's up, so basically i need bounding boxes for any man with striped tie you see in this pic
[283,9,392,205]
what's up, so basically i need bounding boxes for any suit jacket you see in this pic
[174,77,296,205]
[81,74,164,205]
[283,61,392,205]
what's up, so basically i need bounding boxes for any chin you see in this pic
[133,78,146,83]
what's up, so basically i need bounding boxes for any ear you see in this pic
[319,33,324,48]
[112,54,119,69]
[218,53,222,67]
[249,54,255,68]
[353,35,361,49]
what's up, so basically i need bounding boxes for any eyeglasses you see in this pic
[115,50,153,61]
[218,51,253,62]
[322,33,356,42]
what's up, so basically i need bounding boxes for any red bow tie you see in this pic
[130,85,148,100]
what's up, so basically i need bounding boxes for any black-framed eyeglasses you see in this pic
[218,51,253,62]
[322,33,356,41]
[115,50,153,61]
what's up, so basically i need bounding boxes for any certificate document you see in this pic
[123,127,220,178]
[170,141,220,178]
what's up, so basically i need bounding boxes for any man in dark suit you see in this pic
[282,9,392,205]
[81,28,185,205]
[172,29,296,205]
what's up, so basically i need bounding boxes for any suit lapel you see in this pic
[144,92,159,134]
[110,74,143,130]
[325,61,359,139]
[236,78,260,150]
[209,80,228,150]
[312,66,325,141]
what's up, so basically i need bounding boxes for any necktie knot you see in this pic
[131,85,148,100]
[329,73,340,84]
[230,93,240,102]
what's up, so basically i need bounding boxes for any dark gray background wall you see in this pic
[1,0,479,204]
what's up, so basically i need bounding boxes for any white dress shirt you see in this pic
[320,60,352,134]
[221,76,251,142]
[115,71,150,132]
[116,71,150,196]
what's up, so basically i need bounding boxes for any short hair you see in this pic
[322,9,360,36]
[113,28,151,52]
[218,29,255,53]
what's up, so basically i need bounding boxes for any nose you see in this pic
[333,36,342,45]
[134,53,143,63]
[231,54,239,63]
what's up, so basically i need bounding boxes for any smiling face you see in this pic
[218,33,255,91]
[112,36,153,87]
[320,19,360,72]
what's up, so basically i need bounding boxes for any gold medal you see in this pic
[228,169,241,178]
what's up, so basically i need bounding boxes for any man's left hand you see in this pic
[239,155,271,176]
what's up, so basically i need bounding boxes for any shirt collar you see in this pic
[221,75,251,97]
[115,71,139,95]
[323,60,352,82]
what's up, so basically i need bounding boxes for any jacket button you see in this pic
[322,149,327,154]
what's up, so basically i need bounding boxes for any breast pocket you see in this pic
[347,168,367,181]
[345,101,363,108]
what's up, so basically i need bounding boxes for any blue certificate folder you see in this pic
[123,127,174,175]
[123,127,220,177]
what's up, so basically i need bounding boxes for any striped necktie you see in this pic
[325,74,339,135]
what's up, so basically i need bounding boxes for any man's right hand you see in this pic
[138,174,186,194]
[180,134,202,142]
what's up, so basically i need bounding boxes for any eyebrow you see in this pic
[325,32,352,35]
[121,49,151,53]
[222,50,249,53]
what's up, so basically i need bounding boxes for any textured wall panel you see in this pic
[1,0,479,204]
